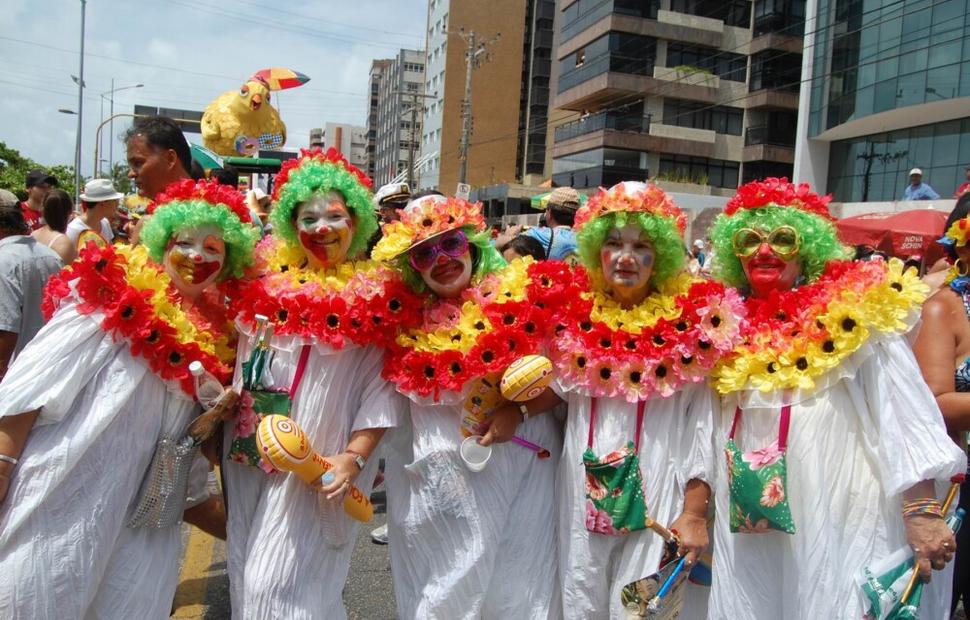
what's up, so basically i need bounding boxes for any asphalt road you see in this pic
[170,489,395,619]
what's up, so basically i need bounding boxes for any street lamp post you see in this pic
[74,0,87,203]
[102,81,144,175]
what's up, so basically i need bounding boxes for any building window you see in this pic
[749,51,801,92]
[562,0,660,43]
[663,99,743,135]
[666,43,747,82]
[658,154,740,188]
[670,0,750,27]
[753,0,805,36]
[558,32,657,92]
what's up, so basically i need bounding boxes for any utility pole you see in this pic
[455,29,500,186]
[74,0,86,203]
[394,90,439,188]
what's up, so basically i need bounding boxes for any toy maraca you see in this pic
[256,415,374,522]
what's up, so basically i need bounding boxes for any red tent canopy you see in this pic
[836,210,949,260]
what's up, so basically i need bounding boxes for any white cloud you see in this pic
[1,0,427,176]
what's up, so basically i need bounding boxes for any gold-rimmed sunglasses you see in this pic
[732,225,801,258]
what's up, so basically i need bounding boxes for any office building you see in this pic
[309,123,368,169]
[374,49,426,187]
[794,0,970,202]
[366,59,393,180]
[418,0,556,194]
[550,0,806,195]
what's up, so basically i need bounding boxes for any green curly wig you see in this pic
[393,225,507,295]
[709,205,851,289]
[141,199,260,280]
[576,211,686,289]
[270,159,378,259]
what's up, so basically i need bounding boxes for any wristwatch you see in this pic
[518,403,530,421]
[344,449,367,470]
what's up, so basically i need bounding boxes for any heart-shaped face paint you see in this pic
[296,192,355,268]
[164,224,226,299]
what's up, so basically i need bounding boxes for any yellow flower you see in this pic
[884,258,929,307]
[372,222,414,262]
[493,256,532,302]
[818,296,870,354]
[588,273,694,334]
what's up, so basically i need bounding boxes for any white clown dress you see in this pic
[708,335,967,619]
[0,298,208,619]
[556,382,715,620]
[223,329,405,620]
[383,390,563,620]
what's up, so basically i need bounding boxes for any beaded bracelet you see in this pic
[902,498,944,519]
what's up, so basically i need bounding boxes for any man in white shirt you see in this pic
[67,178,123,251]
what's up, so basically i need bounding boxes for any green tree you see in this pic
[108,162,132,194]
[0,141,77,200]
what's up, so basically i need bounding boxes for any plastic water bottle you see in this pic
[189,360,226,408]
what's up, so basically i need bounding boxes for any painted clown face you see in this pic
[296,192,355,268]
[737,227,802,296]
[164,224,226,299]
[600,223,655,306]
[414,232,473,298]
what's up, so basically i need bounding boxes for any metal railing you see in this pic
[554,111,652,142]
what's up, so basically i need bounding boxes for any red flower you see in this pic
[152,178,252,224]
[724,177,833,221]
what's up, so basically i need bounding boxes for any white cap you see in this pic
[189,360,205,377]
[80,178,124,202]
[909,168,923,176]
[251,187,268,202]
[693,239,704,249]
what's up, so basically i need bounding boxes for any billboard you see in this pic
[133,105,203,134]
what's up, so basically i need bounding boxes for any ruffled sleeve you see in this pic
[352,345,407,433]
[675,382,716,487]
[0,301,134,426]
[852,335,966,496]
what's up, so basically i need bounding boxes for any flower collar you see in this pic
[382,257,581,399]
[228,236,423,348]
[549,271,744,401]
[712,258,927,394]
[42,243,236,398]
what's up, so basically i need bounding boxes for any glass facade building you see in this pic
[800,0,970,201]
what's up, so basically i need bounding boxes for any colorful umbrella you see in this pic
[251,67,311,91]
[530,191,588,211]
[836,210,949,258]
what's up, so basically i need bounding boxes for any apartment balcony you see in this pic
[745,89,800,110]
[552,118,718,160]
[741,125,795,163]
[552,164,648,190]
[656,9,724,35]
[554,111,651,142]
[556,67,721,111]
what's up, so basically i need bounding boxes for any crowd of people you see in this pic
[0,115,967,620]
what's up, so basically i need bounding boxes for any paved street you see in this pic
[171,486,395,619]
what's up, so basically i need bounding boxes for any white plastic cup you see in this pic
[460,436,492,472]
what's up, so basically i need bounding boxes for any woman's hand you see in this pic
[480,405,522,446]
[669,511,709,566]
[905,514,956,582]
[315,453,361,501]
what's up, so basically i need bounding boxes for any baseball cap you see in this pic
[251,187,268,202]
[80,178,124,203]
[548,186,581,211]
[693,239,705,249]
[909,168,923,176]
[25,169,57,188]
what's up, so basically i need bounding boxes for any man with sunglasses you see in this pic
[372,194,566,619]
[705,178,963,620]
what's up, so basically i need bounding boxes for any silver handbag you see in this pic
[126,436,198,529]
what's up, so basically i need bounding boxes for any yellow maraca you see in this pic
[256,415,374,522]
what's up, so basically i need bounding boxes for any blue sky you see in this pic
[1,0,426,176]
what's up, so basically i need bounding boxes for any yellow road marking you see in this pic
[171,525,215,618]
